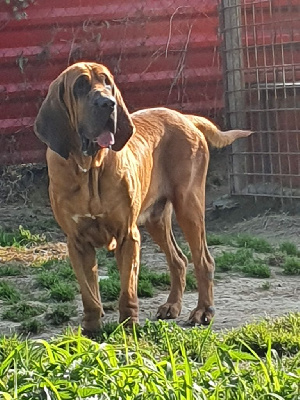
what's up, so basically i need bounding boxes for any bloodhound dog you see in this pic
[34,62,251,335]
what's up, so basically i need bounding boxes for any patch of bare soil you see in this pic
[0,159,299,338]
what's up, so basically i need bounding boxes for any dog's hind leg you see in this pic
[145,199,188,319]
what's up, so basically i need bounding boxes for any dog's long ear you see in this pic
[34,78,73,159]
[111,84,135,151]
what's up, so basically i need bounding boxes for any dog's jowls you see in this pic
[34,62,252,335]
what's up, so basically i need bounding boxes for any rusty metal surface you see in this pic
[0,0,222,165]
[220,0,300,199]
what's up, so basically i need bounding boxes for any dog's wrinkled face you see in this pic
[73,70,117,155]
[34,62,135,159]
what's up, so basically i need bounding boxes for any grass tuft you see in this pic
[0,264,24,277]
[207,233,230,246]
[237,261,271,278]
[0,225,46,247]
[223,312,300,356]
[215,249,271,278]
[100,263,172,302]
[137,279,154,297]
[46,303,77,325]
[215,248,253,272]
[185,271,197,290]
[0,281,21,304]
[36,269,57,289]
[36,259,77,289]
[0,335,20,362]
[2,302,45,322]
[260,281,271,290]
[235,234,273,253]
[49,282,77,302]
[279,241,299,256]
[100,277,121,302]
[282,257,300,275]
[19,319,44,335]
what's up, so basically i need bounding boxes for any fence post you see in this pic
[221,0,247,194]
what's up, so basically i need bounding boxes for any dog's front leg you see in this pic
[115,226,141,325]
[67,238,103,335]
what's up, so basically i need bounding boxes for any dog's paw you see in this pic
[156,302,182,320]
[119,316,140,328]
[81,327,102,339]
[188,306,215,325]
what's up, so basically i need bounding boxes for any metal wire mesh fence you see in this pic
[219,0,300,200]
[0,0,223,165]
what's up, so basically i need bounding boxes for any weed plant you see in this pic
[46,303,77,326]
[100,260,198,302]
[282,257,300,275]
[279,241,300,257]
[215,249,271,277]
[0,281,21,304]
[0,313,298,399]
[0,225,45,247]
[2,302,45,322]
[235,234,273,253]
[49,282,77,302]
[20,319,44,335]
[0,264,23,277]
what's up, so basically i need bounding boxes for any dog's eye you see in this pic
[105,84,112,91]
[73,75,91,98]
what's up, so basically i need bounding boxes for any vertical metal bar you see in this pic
[261,0,273,186]
[269,0,283,199]
[221,0,247,194]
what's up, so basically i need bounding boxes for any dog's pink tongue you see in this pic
[96,131,115,148]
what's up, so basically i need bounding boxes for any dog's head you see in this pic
[34,62,135,159]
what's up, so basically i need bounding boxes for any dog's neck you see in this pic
[71,148,110,173]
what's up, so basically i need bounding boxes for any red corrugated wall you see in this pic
[0,0,222,165]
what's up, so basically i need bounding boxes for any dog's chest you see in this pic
[71,213,113,247]
[66,190,131,248]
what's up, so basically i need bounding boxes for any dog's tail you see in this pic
[185,115,253,148]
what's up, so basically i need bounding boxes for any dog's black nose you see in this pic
[94,96,115,109]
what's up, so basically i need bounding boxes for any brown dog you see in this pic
[34,62,251,335]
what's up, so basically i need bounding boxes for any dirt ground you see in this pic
[0,155,299,338]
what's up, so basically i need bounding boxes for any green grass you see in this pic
[215,249,271,278]
[185,271,198,290]
[181,234,273,256]
[279,241,300,256]
[215,248,253,272]
[36,259,77,288]
[100,277,121,302]
[20,319,44,335]
[0,264,24,277]
[223,312,300,356]
[49,282,77,302]
[46,303,77,326]
[207,233,230,246]
[36,269,57,289]
[237,261,271,278]
[235,234,273,253]
[0,225,46,247]
[0,281,21,304]
[260,281,271,290]
[0,313,299,399]
[2,302,45,322]
[100,261,198,302]
[282,256,300,275]
[138,279,154,297]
